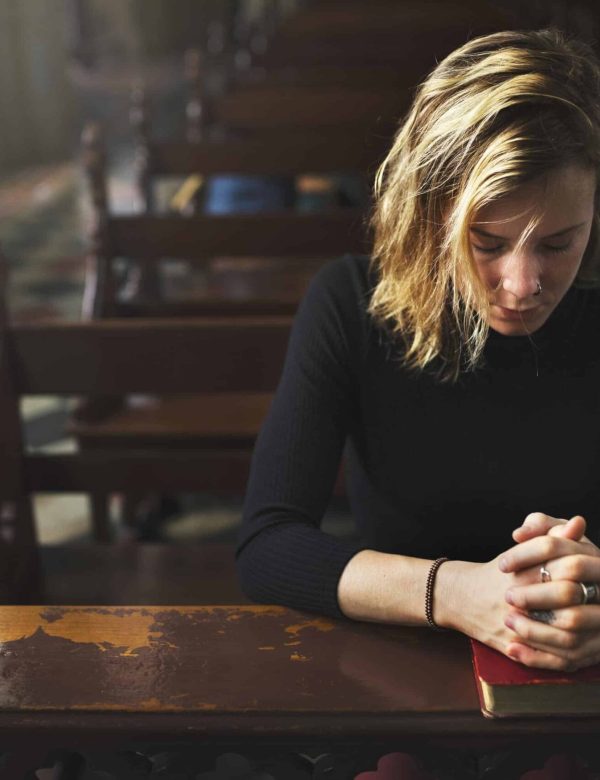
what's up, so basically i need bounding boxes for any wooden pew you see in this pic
[125,87,382,304]
[82,122,369,319]
[75,121,361,540]
[0,249,293,554]
[211,83,403,133]
[129,91,387,217]
[210,1,513,87]
[256,1,513,70]
[180,43,404,142]
[2,604,600,778]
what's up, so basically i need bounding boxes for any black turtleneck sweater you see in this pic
[235,255,600,619]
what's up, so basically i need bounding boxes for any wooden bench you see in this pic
[121,66,384,307]
[0,245,293,557]
[2,604,600,779]
[210,83,403,133]
[129,84,388,216]
[255,1,513,69]
[74,121,360,540]
[82,122,369,319]
[205,1,512,87]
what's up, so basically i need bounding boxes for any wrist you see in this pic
[433,559,477,631]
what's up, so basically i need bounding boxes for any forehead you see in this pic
[472,165,597,233]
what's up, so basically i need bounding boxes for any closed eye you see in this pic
[473,244,502,254]
[543,242,571,254]
[472,242,573,255]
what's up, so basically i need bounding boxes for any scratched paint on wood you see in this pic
[0,605,286,656]
[285,619,336,638]
[290,652,310,662]
[0,607,161,656]
[0,605,476,713]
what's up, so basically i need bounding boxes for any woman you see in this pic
[236,28,600,674]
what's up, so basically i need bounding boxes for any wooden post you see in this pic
[128,83,162,301]
[0,249,42,602]
[130,81,154,213]
[80,122,116,319]
[183,47,214,215]
[184,48,212,142]
[78,126,123,540]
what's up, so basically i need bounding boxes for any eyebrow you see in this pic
[469,222,587,241]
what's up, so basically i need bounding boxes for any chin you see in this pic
[489,313,549,336]
[487,300,555,336]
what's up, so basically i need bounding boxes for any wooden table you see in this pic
[1,605,599,778]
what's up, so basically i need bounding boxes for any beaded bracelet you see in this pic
[425,557,449,630]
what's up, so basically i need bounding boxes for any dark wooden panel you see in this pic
[272,2,508,38]
[11,318,291,394]
[108,212,368,259]
[0,605,477,718]
[117,298,299,317]
[149,134,388,176]
[236,64,419,89]
[26,451,253,492]
[214,87,404,130]
[70,393,272,440]
[261,2,512,70]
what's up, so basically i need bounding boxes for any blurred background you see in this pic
[3,0,599,558]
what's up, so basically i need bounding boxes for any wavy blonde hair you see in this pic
[370,29,600,381]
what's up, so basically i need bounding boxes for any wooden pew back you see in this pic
[82,123,370,318]
[0,272,291,596]
[2,316,291,499]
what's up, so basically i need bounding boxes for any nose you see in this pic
[499,249,541,301]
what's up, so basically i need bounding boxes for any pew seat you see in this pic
[0,303,293,591]
[71,392,273,448]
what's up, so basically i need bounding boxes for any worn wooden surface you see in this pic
[2,605,469,723]
[1,604,600,748]
[2,609,600,780]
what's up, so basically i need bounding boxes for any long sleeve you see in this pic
[235,257,369,618]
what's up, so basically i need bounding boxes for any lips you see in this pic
[492,304,540,320]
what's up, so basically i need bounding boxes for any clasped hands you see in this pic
[498,513,600,671]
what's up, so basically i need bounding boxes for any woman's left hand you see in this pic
[499,514,600,671]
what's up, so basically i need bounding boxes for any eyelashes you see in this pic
[472,243,572,256]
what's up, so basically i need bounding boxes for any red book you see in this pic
[471,639,600,717]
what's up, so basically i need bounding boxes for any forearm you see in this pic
[337,549,473,629]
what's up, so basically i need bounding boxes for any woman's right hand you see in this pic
[511,512,590,546]
[437,553,543,656]
[437,515,590,664]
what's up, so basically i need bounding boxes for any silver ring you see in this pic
[540,564,552,583]
[533,282,542,296]
[580,582,599,605]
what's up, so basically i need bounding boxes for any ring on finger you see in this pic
[579,582,600,605]
[540,564,552,583]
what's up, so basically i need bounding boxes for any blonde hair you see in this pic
[370,29,600,381]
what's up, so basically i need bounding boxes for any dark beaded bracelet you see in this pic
[425,557,449,630]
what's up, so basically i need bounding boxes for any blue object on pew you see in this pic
[203,175,296,214]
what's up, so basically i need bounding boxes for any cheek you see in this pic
[548,250,586,288]
[474,261,501,290]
